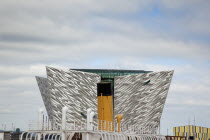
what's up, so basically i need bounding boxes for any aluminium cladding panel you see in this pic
[36,76,53,120]
[46,66,101,124]
[114,71,174,130]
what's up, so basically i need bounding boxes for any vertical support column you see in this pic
[38,108,44,130]
[86,109,91,140]
[86,133,90,140]
[87,108,92,130]
[87,108,95,131]
[62,106,68,140]
[37,108,43,140]
[90,111,95,130]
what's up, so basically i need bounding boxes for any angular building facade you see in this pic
[36,66,173,132]
[114,71,173,132]
[47,67,100,124]
[36,76,53,121]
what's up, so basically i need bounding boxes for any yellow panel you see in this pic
[173,127,176,133]
[204,128,207,133]
[176,127,179,132]
[185,126,189,132]
[176,132,179,136]
[196,126,199,133]
[199,133,202,138]
[182,132,185,136]
[190,125,193,133]
[198,126,201,133]
[196,126,198,133]
[98,95,113,131]
[208,128,210,133]
[200,127,203,133]
[198,133,201,138]
[182,126,184,133]
[193,126,196,133]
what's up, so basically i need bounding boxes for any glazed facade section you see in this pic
[114,71,174,131]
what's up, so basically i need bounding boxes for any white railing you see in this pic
[66,120,86,130]
[21,131,166,140]
[21,107,166,140]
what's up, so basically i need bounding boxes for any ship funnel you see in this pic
[97,82,114,131]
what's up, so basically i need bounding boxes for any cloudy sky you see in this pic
[0,0,210,135]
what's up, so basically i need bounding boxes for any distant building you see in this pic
[11,129,22,140]
[0,132,3,140]
[0,131,11,140]
[173,125,210,140]
[0,129,22,140]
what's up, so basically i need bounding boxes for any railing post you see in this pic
[86,108,92,130]
[37,108,43,140]
[61,106,68,140]
[90,111,95,130]
[38,108,44,130]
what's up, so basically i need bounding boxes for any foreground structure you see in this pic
[30,66,174,140]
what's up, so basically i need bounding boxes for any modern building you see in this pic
[36,66,174,134]
[173,125,210,140]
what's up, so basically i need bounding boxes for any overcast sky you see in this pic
[0,0,210,135]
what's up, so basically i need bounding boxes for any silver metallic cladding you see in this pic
[114,71,174,130]
[35,76,53,121]
[46,67,101,124]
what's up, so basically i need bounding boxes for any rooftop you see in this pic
[71,68,152,73]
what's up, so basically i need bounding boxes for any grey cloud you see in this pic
[0,35,209,66]
[0,0,209,65]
